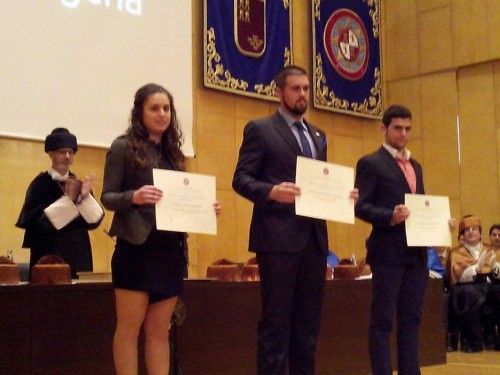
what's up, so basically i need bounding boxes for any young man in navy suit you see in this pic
[355,105,427,375]
[233,65,357,375]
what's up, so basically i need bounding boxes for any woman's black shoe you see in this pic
[494,339,500,351]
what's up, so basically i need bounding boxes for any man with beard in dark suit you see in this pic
[233,65,357,375]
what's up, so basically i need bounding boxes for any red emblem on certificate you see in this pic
[234,0,266,57]
[323,8,369,81]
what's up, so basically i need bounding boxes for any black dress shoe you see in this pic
[447,332,458,352]
[446,332,458,352]
[460,337,470,352]
[464,345,483,353]
[483,334,495,347]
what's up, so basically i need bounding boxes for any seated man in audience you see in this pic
[486,224,500,350]
[426,245,461,351]
[446,216,497,352]
[491,224,500,250]
[427,247,447,278]
[326,250,340,268]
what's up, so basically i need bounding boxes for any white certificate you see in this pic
[153,169,217,235]
[405,194,451,247]
[295,157,355,224]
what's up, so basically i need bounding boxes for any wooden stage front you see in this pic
[0,279,446,374]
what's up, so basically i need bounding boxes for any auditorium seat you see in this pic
[333,258,364,280]
[19,263,30,282]
[206,259,242,281]
[325,264,334,280]
[241,264,259,281]
[246,256,258,264]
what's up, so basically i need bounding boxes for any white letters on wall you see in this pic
[61,0,142,16]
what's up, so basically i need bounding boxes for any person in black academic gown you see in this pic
[16,128,104,278]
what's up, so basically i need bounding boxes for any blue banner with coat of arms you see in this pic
[312,0,383,119]
[204,0,292,101]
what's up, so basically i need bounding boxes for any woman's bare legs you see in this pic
[113,288,149,375]
[143,296,177,375]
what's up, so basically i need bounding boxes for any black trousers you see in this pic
[451,282,489,348]
[369,262,428,375]
[256,235,326,375]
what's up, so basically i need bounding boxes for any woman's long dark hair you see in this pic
[125,83,185,171]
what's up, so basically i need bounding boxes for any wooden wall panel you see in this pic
[331,136,363,170]
[496,127,500,215]
[417,0,450,12]
[457,63,499,229]
[420,71,460,198]
[235,196,253,261]
[332,114,364,138]
[194,189,239,276]
[488,0,500,59]
[383,0,419,81]
[195,113,236,190]
[195,89,235,118]
[0,139,45,263]
[407,139,423,168]
[451,0,489,67]
[418,6,453,74]
[495,62,500,129]
[328,136,366,260]
[386,77,423,139]
[291,0,310,70]
[361,122,384,155]
[494,62,500,220]
[308,110,335,137]
[234,96,273,121]
[449,197,463,246]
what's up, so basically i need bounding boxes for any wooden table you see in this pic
[176,279,446,375]
[0,279,446,375]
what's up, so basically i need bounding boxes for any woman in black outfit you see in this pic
[101,83,220,374]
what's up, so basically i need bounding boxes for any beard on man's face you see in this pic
[283,99,307,116]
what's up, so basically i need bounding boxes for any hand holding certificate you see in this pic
[153,169,217,235]
[405,194,452,247]
[295,156,355,224]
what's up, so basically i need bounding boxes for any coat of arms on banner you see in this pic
[204,0,292,101]
[312,0,383,119]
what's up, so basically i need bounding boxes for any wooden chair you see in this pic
[206,259,242,281]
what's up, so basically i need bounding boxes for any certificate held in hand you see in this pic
[404,194,451,247]
[295,156,355,224]
[153,169,217,235]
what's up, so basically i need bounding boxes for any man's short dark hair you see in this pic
[275,65,307,89]
[382,104,412,127]
[489,224,500,236]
